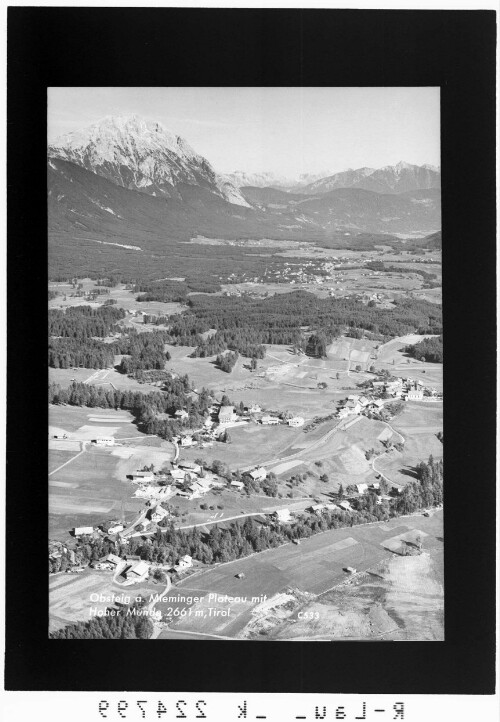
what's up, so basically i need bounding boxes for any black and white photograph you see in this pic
[47,86,444,642]
[5,6,496,709]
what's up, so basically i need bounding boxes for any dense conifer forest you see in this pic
[405,335,443,363]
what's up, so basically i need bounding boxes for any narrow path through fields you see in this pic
[49,448,86,477]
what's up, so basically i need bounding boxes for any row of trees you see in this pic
[48,378,214,441]
[48,338,115,369]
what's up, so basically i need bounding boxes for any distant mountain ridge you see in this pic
[225,170,333,191]
[296,161,441,195]
[227,161,440,195]
[48,115,250,208]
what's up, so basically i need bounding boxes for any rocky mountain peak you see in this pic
[48,115,250,207]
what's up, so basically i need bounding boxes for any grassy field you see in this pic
[49,279,186,317]
[49,405,174,540]
[271,547,444,641]
[49,449,80,473]
[49,405,142,439]
[178,422,305,470]
[49,363,164,393]
[49,567,164,633]
[373,402,443,487]
[171,491,310,528]
[158,510,443,638]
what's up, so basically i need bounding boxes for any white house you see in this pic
[175,409,189,421]
[137,519,151,531]
[406,388,423,401]
[170,469,186,482]
[178,461,202,474]
[107,524,124,535]
[91,437,115,447]
[231,480,244,490]
[73,526,94,536]
[250,467,267,482]
[148,504,169,523]
[180,435,194,447]
[311,504,325,514]
[177,554,192,570]
[261,415,279,425]
[339,501,352,511]
[124,559,149,582]
[100,553,121,566]
[248,403,262,413]
[345,399,361,415]
[288,416,305,427]
[129,471,155,482]
[273,508,292,523]
[218,405,235,424]
[356,483,369,495]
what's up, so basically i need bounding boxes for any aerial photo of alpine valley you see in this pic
[48,87,443,641]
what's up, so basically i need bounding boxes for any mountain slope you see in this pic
[299,161,440,195]
[298,167,375,194]
[240,185,441,235]
[48,115,250,207]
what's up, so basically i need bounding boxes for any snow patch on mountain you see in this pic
[49,115,250,208]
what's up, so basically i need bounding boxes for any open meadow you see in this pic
[49,405,174,539]
[179,421,305,470]
[373,402,443,488]
[157,510,443,639]
[49,279,186,317]
[49,567,164,633]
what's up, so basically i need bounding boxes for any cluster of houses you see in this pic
[336,375,441,420]
[172,401,306,450]
[337,394,384,419]
[128,459,228,504]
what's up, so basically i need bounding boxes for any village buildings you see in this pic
[218,405,235,424]
[261,414,279,425]
[249,467,267,483]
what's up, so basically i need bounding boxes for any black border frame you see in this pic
[6,8,496,694]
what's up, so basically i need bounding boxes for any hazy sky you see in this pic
[48,87,440,177]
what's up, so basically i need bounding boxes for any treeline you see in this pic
[389,455,443,514]
[134,279,189,303]
[48,305,126,339]
[48,338,115,369]
[50,601,153,639]
[185,291,442,344]
[406,335,443,363]
[48,380,214,440]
